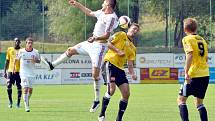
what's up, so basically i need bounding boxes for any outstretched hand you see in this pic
[68,0,78,7]
[131,74,137,80]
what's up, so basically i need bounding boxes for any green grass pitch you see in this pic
[0,84,214,121]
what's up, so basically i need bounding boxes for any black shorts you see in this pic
[102,61,128,87]
[7,72,21,85]
[179,76,209,99]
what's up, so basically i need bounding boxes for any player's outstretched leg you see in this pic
[90,67,101,113]
[41,56,55,70]
[41,47,77,70]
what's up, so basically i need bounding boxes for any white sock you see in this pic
[94,80,100,101]
[104,92,111,99]
[52,53,70,67]
[23,93,29,108]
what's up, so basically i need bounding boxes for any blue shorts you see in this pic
[179,76,209,99]
[102,61,128,87]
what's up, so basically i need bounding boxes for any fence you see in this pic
[0,0,215,53]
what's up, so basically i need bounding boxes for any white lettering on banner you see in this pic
[62,69,140,84]
[136,54,174,68]
[173,54,186,67]
[34,69,61,84]
[53,54,92,69]
[173,53,215,68]
[61,69,94,84]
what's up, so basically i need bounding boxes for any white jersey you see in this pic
[92,10,118,37]
[17,48,40,78]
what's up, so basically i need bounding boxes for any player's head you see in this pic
[25,37,34,49]
[127,23,140,37]
[183,18,198,34]
[102,0,116,11]
[14,37,21,49]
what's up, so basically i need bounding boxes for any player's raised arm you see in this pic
[68,0,95,17]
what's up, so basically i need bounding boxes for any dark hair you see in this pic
[129,23,140,29]
[183,18,198,33]
[14,37,20,41]
[107,0,116,9]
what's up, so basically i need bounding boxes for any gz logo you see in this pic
[151,70,168,76]
[150,68,170,78]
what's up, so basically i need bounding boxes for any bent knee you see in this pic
[67,47,77,56]
[109,88,115,96]
[177,96,186,105]
[123,92,130,100]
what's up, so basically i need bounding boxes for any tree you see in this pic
[44,0,102,43]
[1,0,43,39]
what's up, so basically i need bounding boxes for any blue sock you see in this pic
[197,104,208,121]
[179,103,189,121]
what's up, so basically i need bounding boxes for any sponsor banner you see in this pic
[62,68,140,84]
[52,54,92,69]
[124,68,140,84]
[0,70,6,85]
[61,69,94,84]
[174,53,215,67]
[178,68,215,83]
[208,53,215,67]
[34,69,61,84]
[173,54,185,68]
[136,54,174,68]
[140,68,178,84]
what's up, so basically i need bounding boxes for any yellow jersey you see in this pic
[182,34,209,78]
[104,31,136,70]
[6,47,20,72]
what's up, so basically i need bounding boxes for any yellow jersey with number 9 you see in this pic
[182,34,209,78]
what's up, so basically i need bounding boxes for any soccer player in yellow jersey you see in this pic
[3,38,22,108]
[98,23,139,121]
[177,18,209,121]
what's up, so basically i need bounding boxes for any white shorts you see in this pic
[74,41,108,69]
[21,77,35,88]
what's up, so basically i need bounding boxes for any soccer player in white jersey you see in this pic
[42,0,118,112]
[14,37,40,112]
